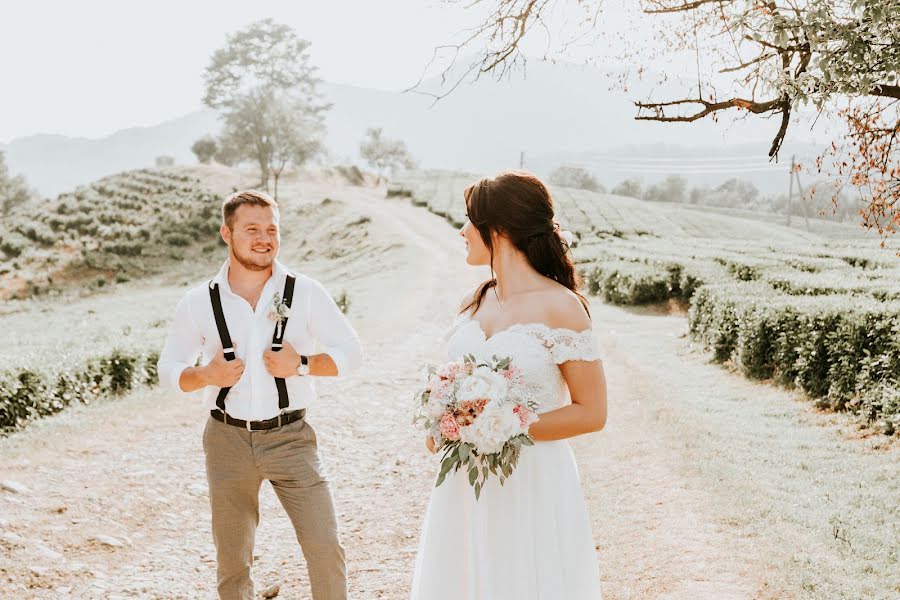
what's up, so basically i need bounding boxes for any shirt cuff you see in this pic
[160,361,192,393]
[321,347,349,376]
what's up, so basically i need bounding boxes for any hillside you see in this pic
[0,164,381,304]
[0,111,221,196]
[0,167,248,301]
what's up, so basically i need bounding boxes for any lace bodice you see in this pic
[446,313,604,414]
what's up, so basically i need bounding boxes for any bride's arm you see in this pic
[527,359,607,441]
[527,294,608,441]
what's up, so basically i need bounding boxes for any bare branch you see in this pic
[634,96,783,122]
[719,51,775,74]
[643,0,732,15]
[873,84,900,100]
[769,99,791,158]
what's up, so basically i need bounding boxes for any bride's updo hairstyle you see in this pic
[461,170,589,317]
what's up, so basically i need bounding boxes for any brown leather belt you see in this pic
[210,408,306,431]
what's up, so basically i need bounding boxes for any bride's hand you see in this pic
[425,436,436,454]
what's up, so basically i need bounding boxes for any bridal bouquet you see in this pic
[413,354,539,499]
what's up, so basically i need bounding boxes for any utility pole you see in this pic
[786,155,795,227]
[519,151,525,169]
[794,170,811,232]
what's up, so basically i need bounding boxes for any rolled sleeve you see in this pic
[307,280,363,376]
[157,295,202,393]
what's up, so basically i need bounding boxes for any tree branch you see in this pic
[719,51,775,73]
[873,84,900,100]
[634,96,783,122]
[643,0,732,15]
[635,95,791,157]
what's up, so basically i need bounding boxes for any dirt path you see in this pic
[1,184,897,599]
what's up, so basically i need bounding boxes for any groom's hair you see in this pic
[222,190,279,230]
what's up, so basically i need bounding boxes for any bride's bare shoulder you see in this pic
[538,286,592,332]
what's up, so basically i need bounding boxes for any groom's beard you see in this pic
[231,245,276,271]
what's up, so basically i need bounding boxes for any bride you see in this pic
[411,171,608,599]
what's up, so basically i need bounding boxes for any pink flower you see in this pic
[439,413,460,441]
[502,366,522,381]
[437,362,462,380]
[429,377,452,401]
[513,404,538,430]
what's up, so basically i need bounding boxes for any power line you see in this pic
[606,165,785,174]
[566,155,780,164]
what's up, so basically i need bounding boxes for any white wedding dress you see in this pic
[411,312,603,600]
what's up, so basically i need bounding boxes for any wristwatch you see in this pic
[296,355,310,376]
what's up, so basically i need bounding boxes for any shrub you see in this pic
[333,291,351,314]
[0,348,160,433]
[0,236,24,258]
[549,165,604,192]
[165,233,193,247]
[688,283,900,427]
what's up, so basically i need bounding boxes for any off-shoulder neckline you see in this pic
[455,312,593,343]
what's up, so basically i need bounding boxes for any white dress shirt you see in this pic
[157,259,363,421]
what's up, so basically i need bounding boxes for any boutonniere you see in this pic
[268,292,291,338]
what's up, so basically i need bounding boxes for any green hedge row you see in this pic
[0,350,159,433]
[688,284,900,434]
[582,259,718,306]
[580,259,900,434]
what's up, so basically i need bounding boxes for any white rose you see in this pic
[456,366,508,403]
[426,396,449,419]
[458,400,521,454]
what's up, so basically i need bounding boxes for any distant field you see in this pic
[0,168,236,300]
[393,171,900,434]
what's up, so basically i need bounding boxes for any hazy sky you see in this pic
[1,0,485,142]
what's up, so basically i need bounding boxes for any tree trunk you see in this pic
[258,158,270,192]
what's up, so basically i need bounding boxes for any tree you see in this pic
[268,97,324,199]
[359,128,416,178]
[612,178,643,199]
[438,0,900,241]
[191,136,218,164]
[714,178,760,207]
[644,175,687,203]
[214,135,242,167]
[0,152,32,215]
[688,178,762,208]
[217,91,324,199]
[155,156,175,168]
[549,165,604,192]
[203,19,328,192]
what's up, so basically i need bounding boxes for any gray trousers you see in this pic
[202,414,347,600]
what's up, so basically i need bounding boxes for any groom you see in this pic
[157,190,362,599]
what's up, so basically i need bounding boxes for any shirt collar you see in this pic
[208,258,295,293]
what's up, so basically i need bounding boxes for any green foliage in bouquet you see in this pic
[435,431,534,501]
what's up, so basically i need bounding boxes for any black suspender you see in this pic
[209,283,235,411]
[208,275,297,412]
[271,275,296,410]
